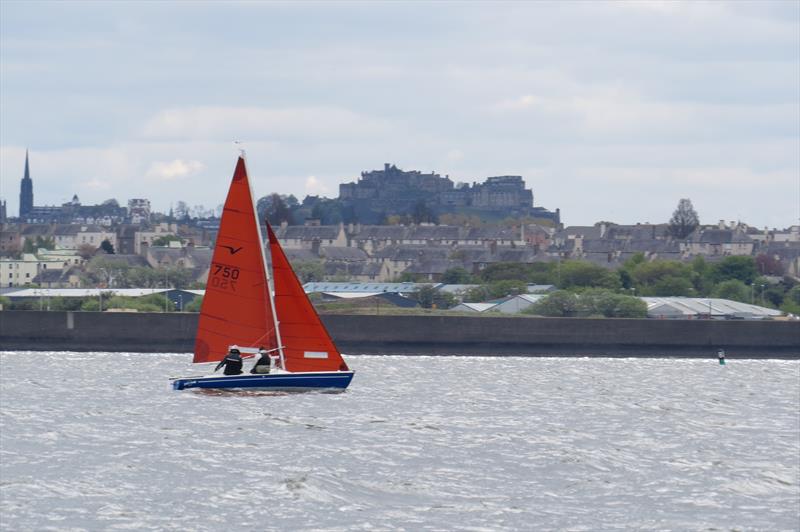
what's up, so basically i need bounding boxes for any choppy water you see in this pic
[1,353,798,531]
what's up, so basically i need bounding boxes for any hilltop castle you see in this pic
[339,163,559,223]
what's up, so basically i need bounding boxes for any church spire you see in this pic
[19,149,33,218]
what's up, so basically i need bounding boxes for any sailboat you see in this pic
[172,155,354,391]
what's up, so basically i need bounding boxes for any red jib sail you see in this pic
[193,157,277,363]
[267,223,350,372]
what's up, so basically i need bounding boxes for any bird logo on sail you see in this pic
[221,245,243,255]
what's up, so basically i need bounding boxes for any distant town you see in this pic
[1,151,798,317]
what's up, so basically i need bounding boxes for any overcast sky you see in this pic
[1,0,798,228]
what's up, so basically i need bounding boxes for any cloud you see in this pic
[80,178,112,191]
[304,175,329,195]
[145,159,205,181]
[140,106,389,142]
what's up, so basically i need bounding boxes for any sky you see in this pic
[1,0,798,228]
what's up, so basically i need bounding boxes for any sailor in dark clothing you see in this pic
[251,347,271,374]
[215,347,243,375]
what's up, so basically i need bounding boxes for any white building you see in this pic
[0,253,65,288]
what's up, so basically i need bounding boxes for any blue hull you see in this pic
[172,371,354,391]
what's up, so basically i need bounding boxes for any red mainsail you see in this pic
[193,157,277,363]
[267,223,350,372]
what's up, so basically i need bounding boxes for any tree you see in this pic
[412,200,437,224]
[152,235,182,247]
[81,299,100,311]
[650,276,694,297]
[780,285,800,315]
[628,260,695,296]
[162,266,194,290]
[77,243,97,260]
[174,201,190,220]
[755,254,784,276]
[184,296,203,312]
[412,285,437,308]
[712,280,750,303]
[48,297,84,311]
[580,288,648,318]
[525,291,580,317]
[558,261,620,290]
[23,236,55,253]
[690,255,713,296]
[258,193,295,225]
[99,239,115,254]
[711,256,757,285]
[293,261,325,283]
[668,198,699,239]
[441,267,473,284]
[412,285,456,309]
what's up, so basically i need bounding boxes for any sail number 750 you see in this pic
[211,264,240,291]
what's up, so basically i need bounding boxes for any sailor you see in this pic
[215,346,243,375]
[717,348,726,366]
[251,347,271,374]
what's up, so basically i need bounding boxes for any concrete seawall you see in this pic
[1,311,798,357]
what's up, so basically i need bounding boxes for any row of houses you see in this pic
[2,220,799,289]
[0,245,213,289]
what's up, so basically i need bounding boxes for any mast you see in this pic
[241,152,286,369]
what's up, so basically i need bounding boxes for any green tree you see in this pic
[780,285,800,315]
[9,299,36,310]
[99,239,115,254]
[525,291,580,317]
[81,299,100,311]
[23,235,55,253]
[558,261,620,290]
[105,294,174,312]
[162,267,194,290]
[712,279,750,303]
[152,235,182,247]
[580,289,648,318]
[0,295,10,309]
[183,296,203,312]
[613,296,649,318]
[711,256,757,285]
[396,271,424,282]
[292,261,325,283]
[48,297,84,311]
[412,285,436,308]
[258,193,295,225]
[486,280,528,299]
[441,267,474,284]
[463,285,491,303]
[630,260,695,296]
[668,198,699,239]
[691,255,713,296]
[650,276,694,297]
